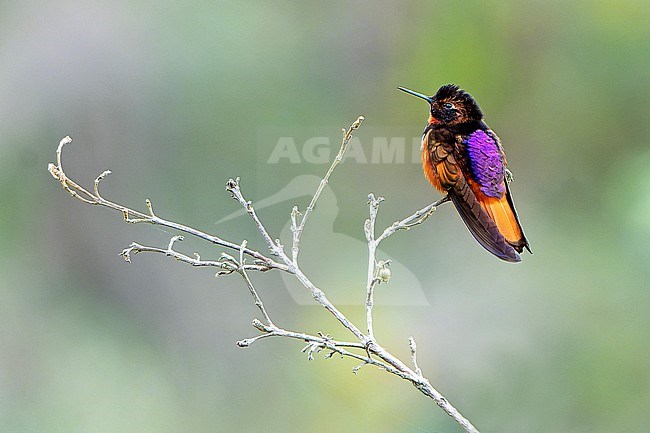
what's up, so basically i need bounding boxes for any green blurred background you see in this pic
[2,1,649,432]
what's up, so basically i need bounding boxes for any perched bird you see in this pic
[398,84,530,262]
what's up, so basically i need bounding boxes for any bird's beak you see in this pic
[397,86,433,103]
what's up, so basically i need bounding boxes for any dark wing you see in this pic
[450,177,522,262]
[428,128,522,262]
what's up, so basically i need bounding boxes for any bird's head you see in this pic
[398,84,483,125]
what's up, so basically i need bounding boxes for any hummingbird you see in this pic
[398,84,530,262]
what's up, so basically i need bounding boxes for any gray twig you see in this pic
[409,336,423,377]
[225,175,367,342]
[376,195,451,244]
[290,116,364,264]
[364,193,384,340]
[236,240,275,326]
[47,137,289,272]
[47,118,478,433]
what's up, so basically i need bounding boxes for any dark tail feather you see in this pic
[450,178,521,262]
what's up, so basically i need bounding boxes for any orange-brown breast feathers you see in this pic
[421,129,458,193]
[421,130,441,192]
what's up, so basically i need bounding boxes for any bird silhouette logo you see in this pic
[217,175,431,306]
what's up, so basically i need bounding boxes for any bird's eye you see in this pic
[444,102,455,110]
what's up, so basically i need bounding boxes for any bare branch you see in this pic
[48,122,480,433]
[376,195,451,244]
[47,139,289,272]
[409,336,423,377]
[226,176,367,343]
[93,170,112,198]
[289,205,301,263]
[236,240,275,326]
[364,193,385,340]
[118,239,273,275]
[237,321,398,374]
[226,177,286,259]
[291,116,364,264]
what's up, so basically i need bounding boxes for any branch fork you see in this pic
[48,118,479,433]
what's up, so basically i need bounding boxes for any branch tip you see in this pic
[352,362,367,375]
[236,339,252,347]
[225,177,240,192]
[120,244,138,263]
[96,170,112,181]
[252,318,266,332]
[408,336,417,352]
[167,235,184,253]
[47,163,59,179]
